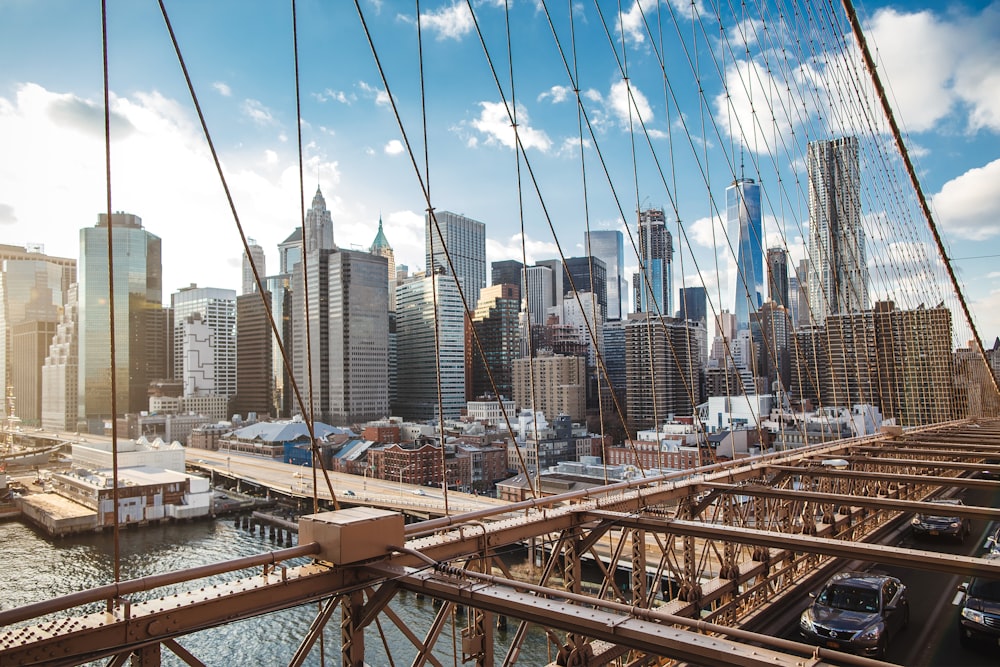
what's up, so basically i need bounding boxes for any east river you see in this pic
[0,517,556,666]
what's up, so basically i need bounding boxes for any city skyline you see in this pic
[0,1,997,344]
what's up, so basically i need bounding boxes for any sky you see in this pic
[0,0,998,344]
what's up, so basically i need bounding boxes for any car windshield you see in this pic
[817,584,879,613]
[968,577,1000,601]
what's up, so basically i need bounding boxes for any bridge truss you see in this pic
[3,419,1000,666]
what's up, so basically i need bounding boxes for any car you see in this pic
[958,554,1000,648]
[342,489,356,497]
[911,498,971,543]
[799,571,909,658]
[411,488,425,496]
[986,524,1000,555]
[980,458,1000,481]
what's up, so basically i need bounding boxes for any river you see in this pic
[0,516,558,666]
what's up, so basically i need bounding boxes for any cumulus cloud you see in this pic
[384,139,404,155]
[486,232,559,267]
[0,82,341,298]
[43,86,135,138]
[419,2,474,41]
[932,158,1000,241]
[608,79,654,129]
[265,149,278,164]
[358,81,390,107]
[242,99,276,126]
[619,0,706,45]
[470,101,553,152]
[538,85,572,104]
[212,82,232,97]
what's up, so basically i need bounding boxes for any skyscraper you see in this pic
[171,285,237,400]
[807,137,868,323]
[78,213,163,432]
[767,247,789,309]
[242,238,266,296]
[635,208,672,317]
[584,230,625,320]
[562,256,607,314]
[395,273,465,420]
[426,210,486,309]
[234,291,273,418]
[468,283,521,401]
[0,244,75,419]
[370,216,396,311]
[279,185,336,274]
[292,247,389,424]
[729,178,763,331]
[41,283,78,431]
[491,259,524,287]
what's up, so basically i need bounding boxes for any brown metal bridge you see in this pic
[3,419,1000,666]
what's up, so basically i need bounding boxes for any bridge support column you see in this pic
[630,528,647,605]
[340,591,365,667]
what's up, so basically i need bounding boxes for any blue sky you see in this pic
[0,0,998,345]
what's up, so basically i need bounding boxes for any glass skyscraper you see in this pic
[584,230,625,320]
[635,209,672,317]
[728,179,763,331]
[78,213,163,433]
[426,210,486,310]
[807,136,868,323]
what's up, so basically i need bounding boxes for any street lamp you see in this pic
[398,462,415,496]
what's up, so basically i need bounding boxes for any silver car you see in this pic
[799,571,909,658]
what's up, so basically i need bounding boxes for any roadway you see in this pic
[184,446,511,516]
[778,479,1000,666]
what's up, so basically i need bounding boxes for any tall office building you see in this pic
[234,291,273,418]
[395,273,465,420]
[624,314,703,429]
[635,208,673,317]
[426,210,486,309]
[807,137,868,323]
[278,185,337,274]
[171,285,237,400]
[78,213,164,432]
[512,352,587,423]
[677,286,708,325]
[41,284,78,431]
[767,247,789,309]
[242,238,266,295]
[0,244,75,420]
[729,179,763,331]
[370,217,396,311]
[491,259,524,288]
[522,265,555,326]
[468,283,521,401]
[292,247,389,424]
[585,230,625,320]
[562,256,607,314]
[264,274,291,417]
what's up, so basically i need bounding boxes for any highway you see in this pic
[778,480,1000,666]
[184,446,512,516]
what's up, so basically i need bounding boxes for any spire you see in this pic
[311,185,326,211]
[371,215,392,252]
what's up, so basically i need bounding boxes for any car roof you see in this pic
[828,572,891,590]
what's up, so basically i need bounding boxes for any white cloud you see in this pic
[419,2,474,41]
[538,85,572,104]
[619,0,706,45]
[470,100,553,152]
[486,232,559,267]
[0,82,342,297]
[932,158,1000,241]
[212,82,232,97]
[358,81,390,107]
[866,5,1000,134]
[242,99,276,126]
[384,139,404,155]
[608,79,654,129]
[314,88,352,104]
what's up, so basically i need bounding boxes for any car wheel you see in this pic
[874,637,887,659]
[901,605,909,631]
[959,629,972,649]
